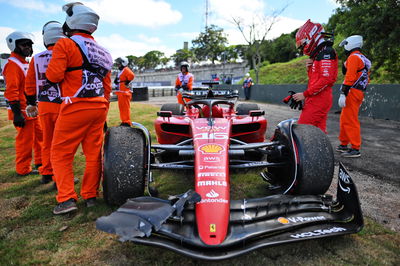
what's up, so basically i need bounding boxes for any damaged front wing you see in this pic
[96,162,363,260]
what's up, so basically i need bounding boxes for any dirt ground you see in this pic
[144,96,400,232]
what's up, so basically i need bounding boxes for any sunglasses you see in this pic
[18,42,32,47]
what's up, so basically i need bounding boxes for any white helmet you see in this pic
[116,57,129,67]
[62,2,99,34]
[42,21,65,47]
[339,35,363,51]
[245,73,250,77]
[5,31,34,52]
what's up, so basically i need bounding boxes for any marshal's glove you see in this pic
[25,105,38,117]
[9,101,25,128]
[340,84,351,96]
[338,94,346,108]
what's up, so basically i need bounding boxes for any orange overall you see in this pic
[175,72,193,105]
[3,52,43,175]
[46,33,112,203]
[339,51,371,150]
[114,67,134,124]
[25,46,61,178]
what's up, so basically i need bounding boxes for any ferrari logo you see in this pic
[210,224,216,232]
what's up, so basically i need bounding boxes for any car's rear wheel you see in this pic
[236,103,260,115]
[267,124,334,195]
[103,126,147,206]
[160,103,184,115]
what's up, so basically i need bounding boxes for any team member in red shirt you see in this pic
[113,57,135,126]
[336,35,371,158]
[3,31,43,176]
[46,2,113,214]
[292,19,338,133]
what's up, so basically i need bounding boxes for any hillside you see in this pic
[250,56,345,85]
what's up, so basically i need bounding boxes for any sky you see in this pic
[0,0,340,59]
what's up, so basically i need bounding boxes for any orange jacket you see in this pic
[175,72,193,90]
[115,67,134,94]
[343,51,370,87]
[46,33,111,113]
[3,52,29,120]
[25,46,60,114]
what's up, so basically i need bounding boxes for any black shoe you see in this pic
[341,148,361,158]
[336,145,348,153]
[74,177,79,184]
[17,169,39,176]
[35,164,42,169]
[41,175,53,184]
[53,199,77,215]
[85,197,97,208]
[120,122,131,127]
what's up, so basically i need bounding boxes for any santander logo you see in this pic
[205,189,219,198]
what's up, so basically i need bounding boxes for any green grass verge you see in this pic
[0,103,399,265]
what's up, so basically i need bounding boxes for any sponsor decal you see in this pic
[200,198,228,204]
[197,180,227,187]
[199,144,224,154]
[203,156,221,163]
[199,165,225,170]
[195,126,227,131]
[278,216,326,224]
[210,224,216,233]
[290,227,347,239]
[198,172,226,177]
[206,189,219,198]
[339,167,351,194]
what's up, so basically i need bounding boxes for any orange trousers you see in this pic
[339,89,364,150]
[117,93,132,124]
[14,118,43,175]
[51,105,107,203]
[39,113,58,177]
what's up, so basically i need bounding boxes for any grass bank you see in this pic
[0,103,399,265]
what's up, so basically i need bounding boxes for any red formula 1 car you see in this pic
[97,82,363,260]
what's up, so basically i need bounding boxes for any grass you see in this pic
[0,102,399,265]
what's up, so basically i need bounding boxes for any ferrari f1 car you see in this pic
[97,83,363,260]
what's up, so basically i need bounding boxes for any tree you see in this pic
[326,0,400,82]
[143,50,168,69]
[171,48,195,66]
[191,25,228,64]
[232,6,287,83]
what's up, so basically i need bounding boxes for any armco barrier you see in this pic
[216,84,400,121]
[131,87,149,101]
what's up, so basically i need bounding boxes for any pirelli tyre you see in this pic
[103,126,147,206]
[236,103,260,115]
[268,123,334,195]
[160,103,184,115]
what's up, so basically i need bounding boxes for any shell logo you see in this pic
[199,144,224,154]
[277,217,289,224]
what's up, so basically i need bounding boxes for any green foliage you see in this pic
[262,32,298,64]
[126,51,169,70]
[327,0,400,82]
[171,49,195,66]
[191,25,228,64]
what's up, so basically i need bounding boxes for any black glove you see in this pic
[289,98,303,110]
[175,85,181,92]
[113,76,119,85]
[340,84,351,96]
[181,84,188,90]
[283,90,296,103]
[26,95,37,106]
[9,101,25,128]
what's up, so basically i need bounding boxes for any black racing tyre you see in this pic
[160,103,184,115]
[103,126,147,206]
[268,124,334,195]
[236,103,260,115]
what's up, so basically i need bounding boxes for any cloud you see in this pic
[95,33,176,58]
[137,34,160,44]
[0,0,59,13]
[83,0,182,27]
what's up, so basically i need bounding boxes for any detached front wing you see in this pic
[96,163,363,260]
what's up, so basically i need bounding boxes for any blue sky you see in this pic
[0,0,340,59]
